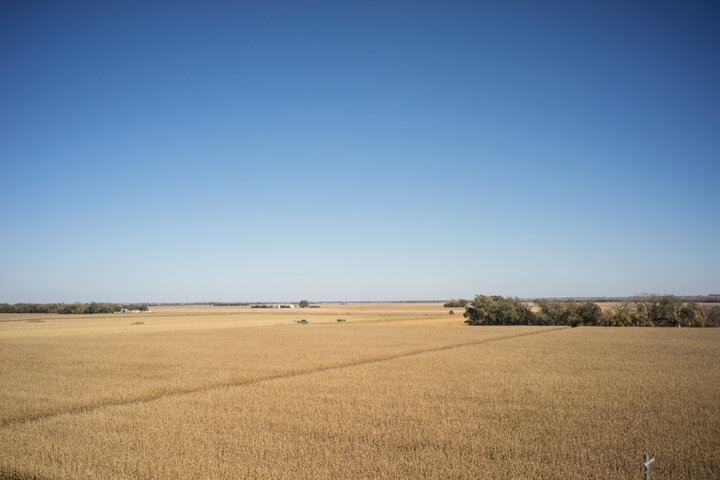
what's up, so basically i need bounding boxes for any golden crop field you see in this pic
[1,304,718,479]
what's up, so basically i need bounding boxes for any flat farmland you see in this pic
[1,304,718,479]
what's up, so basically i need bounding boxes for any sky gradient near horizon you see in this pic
[1,1,719,302]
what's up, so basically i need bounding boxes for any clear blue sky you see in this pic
[1,1,718,302]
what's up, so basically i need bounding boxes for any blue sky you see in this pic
[1,1,718,302]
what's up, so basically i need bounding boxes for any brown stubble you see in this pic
[0,305,718,479]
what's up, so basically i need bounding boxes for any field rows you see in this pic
[1,305,718,479]
[0,322,540,426]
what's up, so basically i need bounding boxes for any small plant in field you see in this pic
[449,310,454,315]
[131,322,144,325]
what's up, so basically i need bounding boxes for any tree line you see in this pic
[444,299,470,308]
[526,295,720,304]
[0,302,149,314]
[462,295,720,327]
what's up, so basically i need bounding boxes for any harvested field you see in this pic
[0,304,718,479]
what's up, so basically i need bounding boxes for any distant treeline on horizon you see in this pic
[0,302,149,314]
[454,295,720,328]
[522,295,720,303]
[1,295,719,317]
[92,295,720,306]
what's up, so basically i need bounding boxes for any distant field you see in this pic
[0,303,461,331]
[1,304,718,479]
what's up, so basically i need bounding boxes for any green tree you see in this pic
[657,295,682,326]
[464,295,535,326]
[577,302,603,326]
[298,300,310,308]
[535,300,571,325]
[444,299,469,308]
[678,302,699,327]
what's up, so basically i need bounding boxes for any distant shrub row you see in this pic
[462,295,720,327]
[527,295,720,304]
[443,299,470,308]
[0,302,148,314]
